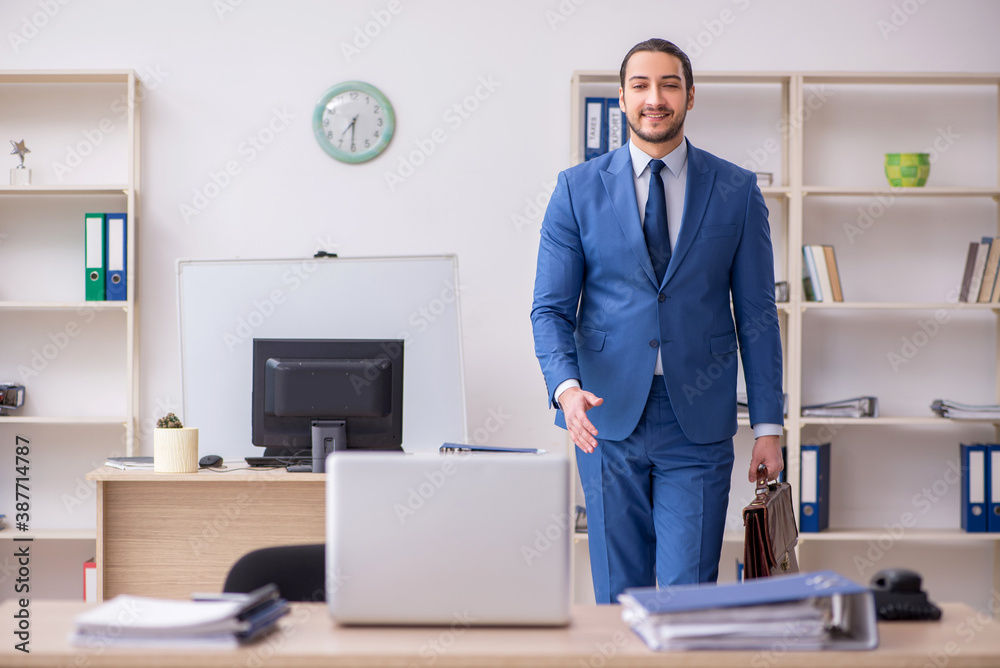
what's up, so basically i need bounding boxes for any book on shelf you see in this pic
[72,584,288,648]
[0,514,5,530]
[931,399,1000,420]
[801,396,878,418]
[960,237,994,303]
[802,245,843,302]
[618,570,878,651]
[979,238,1000,302]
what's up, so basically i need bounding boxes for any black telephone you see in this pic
[870,568,942,621]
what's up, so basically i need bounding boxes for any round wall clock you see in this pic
[313,81,395,164]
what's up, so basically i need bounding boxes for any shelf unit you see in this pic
[567,70,1000,598]
[0,71,140,553]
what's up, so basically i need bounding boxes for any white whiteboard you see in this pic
[177,255,468,457]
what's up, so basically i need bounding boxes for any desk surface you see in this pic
[86,463,323,482]
[4,601,1000,668]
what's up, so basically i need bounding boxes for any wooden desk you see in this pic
[86,465,325,600]
[3,601,1000,667]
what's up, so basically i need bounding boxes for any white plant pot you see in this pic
[153,428,199,473]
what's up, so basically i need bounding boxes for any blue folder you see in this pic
[621,570,867,614]
[583,97,606,161]
[800,443,830,533]
[105,213,127,301]
[988,444,999,532]
[960,443,988,532]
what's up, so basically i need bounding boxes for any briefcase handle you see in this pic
[754,464,779,496]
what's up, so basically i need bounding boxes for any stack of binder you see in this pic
[960,443,1000,532]
[618,570,878,651]
[84,212,128,301]
[931,399,1000,420]
[71,584,288,648]
[584,97,627,160]
[801,396,878,418]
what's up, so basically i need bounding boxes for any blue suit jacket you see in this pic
[531,140,784,444]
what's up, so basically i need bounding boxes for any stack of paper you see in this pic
[72,585,287,648]
[801,396,878,418]
[619,570,878,651]
[931,399,1000,420]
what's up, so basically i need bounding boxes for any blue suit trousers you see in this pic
[576,377,734,604]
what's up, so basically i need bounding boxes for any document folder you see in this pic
[619,570,878,651]
[800,443,830,533]
[105,213,127,301]
[988,444,999,532]
[84,213,106,301]
[605,98,624,151]
[584,97,606,160]
[960,443,988,532]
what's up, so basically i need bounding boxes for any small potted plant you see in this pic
[153,412,199,473]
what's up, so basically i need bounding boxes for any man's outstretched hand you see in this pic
[560,387,603,454]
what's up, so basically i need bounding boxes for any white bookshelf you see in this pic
[0,71,140,559]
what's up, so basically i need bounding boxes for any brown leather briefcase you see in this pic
[742,478,799,579]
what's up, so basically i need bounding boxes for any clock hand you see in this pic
[340,115,359,137]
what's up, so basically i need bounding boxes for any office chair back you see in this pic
[223,544,326,602]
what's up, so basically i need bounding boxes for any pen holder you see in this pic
[153,427,199,473]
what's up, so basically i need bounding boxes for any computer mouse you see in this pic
[199,454,224,468]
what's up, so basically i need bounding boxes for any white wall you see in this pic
[4,0,1000,601]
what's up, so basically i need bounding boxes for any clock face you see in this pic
[313,81,395,164]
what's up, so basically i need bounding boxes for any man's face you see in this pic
[619,51,694,149]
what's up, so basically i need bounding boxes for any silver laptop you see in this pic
[326,452,571,626]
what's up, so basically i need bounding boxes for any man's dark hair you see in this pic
[619,38,693,92]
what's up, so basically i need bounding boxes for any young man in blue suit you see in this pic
[531,38,785,603]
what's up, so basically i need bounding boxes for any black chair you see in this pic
[223,544,326,602]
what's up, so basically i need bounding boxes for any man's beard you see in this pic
[626,105,686,145]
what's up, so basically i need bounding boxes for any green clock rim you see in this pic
[313,80,395,164]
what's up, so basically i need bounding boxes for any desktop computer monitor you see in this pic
[251,338,404,470]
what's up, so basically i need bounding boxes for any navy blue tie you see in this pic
[644,159,670,284]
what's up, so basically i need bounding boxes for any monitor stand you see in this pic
[311,419,347,473]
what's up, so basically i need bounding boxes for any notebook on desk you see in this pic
[326,452,571,626]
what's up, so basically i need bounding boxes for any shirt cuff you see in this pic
[752,423,783,439]
[553,379,581,409]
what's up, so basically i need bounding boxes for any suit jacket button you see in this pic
[649,339,658,348]
[658,293,666,303]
